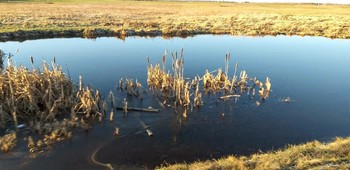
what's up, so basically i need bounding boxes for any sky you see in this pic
[225,0,350,4]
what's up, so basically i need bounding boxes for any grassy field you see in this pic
[0,0,350,40]
[158,137,350,170]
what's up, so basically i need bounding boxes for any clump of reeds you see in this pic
[74,76,103,119]
[147,50,272,114]
[0,58,74,129]
[0,132,16,153]
[0,56,103,126]
[0,56,103,153]
[147,49,195,110]
[202,53,271,100]
[118,78,143,98]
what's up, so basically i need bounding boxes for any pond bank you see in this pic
[158,136,350,170]
[1,1,350,41]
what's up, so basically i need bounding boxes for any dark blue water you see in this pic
[1,35,350,169]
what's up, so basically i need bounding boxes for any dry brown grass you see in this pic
[158,137,350,170]
[0,1,350,40]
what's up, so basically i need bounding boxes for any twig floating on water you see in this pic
[116,106,160,113]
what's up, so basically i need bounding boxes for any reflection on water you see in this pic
[1,35,350,169]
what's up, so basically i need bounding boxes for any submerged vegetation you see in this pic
[0,1,350,41]
[158,136,350,170]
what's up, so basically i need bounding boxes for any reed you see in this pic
[0,56,102,153]
[203,59,271,100]
[147,50,192,111]
[109,91,114,122]
[0,49,4,69]
[0,58,74,127]
[0,132,16,153]
[119,78,144,98]
[147,50,272,114]
[74,86,102,119]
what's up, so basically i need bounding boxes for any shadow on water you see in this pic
[1,35,350,169]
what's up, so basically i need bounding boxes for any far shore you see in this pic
[0,1,350,41]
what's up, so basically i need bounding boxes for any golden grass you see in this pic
[158,137,350,170]
[0,1,350,39]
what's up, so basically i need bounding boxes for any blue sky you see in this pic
[229,0,350,4]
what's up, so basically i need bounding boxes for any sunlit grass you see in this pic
[0,1,350,39]
[158,137,350,170]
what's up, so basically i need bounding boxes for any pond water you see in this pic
[1,35,350,169]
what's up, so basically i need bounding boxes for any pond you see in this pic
[1,35,350,169]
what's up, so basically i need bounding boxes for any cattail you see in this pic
[183,108,187,118]
[119,78,123,90]
[0,105,4,128]
[113,127,119,136]
[79,75,83,91]
[109,110,114,122]
[102,101,107,116]
[30,56,34,65]
[230,75,237,93]
[259,87,265,97]
[265,77,271,91]
[147,57,150,65]
[123,98,128,114]
[36,140,43,148]
[67,131,72,140]
[162,51,166,72]
[61,85,65,98]
[28,136,35,150]
[109,91,114,108]
[234,62,238,77]
[225,52,230,76]
[12,110,18,130]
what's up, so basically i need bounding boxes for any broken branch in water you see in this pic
[116,106,160,113]
[219,94,241,100]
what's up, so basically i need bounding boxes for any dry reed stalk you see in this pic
[113,127,119,136]
[74,86,101,118]
[0,105,7,128]
[109,91,114,122]
[27,136,35,151]
[0,49,4,69]
[123,98,128,114]
[225,53,230,77]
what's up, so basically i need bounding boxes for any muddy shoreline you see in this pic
[1,28,349,42]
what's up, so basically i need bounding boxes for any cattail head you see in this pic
[30,56,34,65]
[265,77,271,91]
[109,110,114,122]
